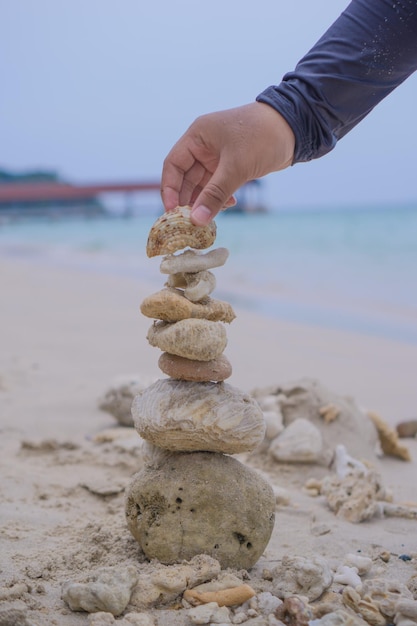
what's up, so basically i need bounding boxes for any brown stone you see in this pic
[158,352,232,382]
[140,288,235,324]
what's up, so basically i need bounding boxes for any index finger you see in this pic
[161,141,197,211]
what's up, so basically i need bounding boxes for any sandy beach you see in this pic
[1,257,417,626]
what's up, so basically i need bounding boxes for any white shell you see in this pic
[131,379,266,454]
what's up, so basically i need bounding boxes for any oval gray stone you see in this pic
[125,451,275,570]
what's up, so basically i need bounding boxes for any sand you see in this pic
[1,258,417,625]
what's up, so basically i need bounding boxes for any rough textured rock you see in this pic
[319,468,387,523]
[61,566,138,616]
[125,452,275,570]
[158,352,232,382]
[269,418,323,463]
[272,555,333,601]
[140,288,236,323]
[251,378,379,464]
[132,379,265,454]
[147,319,227,361]
[146,206,216,257]
[160,248,229,274]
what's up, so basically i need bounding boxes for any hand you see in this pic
[161,102,295,225]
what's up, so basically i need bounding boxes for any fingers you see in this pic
[190,161,240,226]
[161,139,197,211]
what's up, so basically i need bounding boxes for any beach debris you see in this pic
[187,602,231,624]
[268,417,323,463]
[310,608,369,625]
[318,467,386,523]
[80,479,126,497]
[131,379,265,454]
[394,599,417,626]
[251,378,379,465]
[98,374,157,427]
[125,451,275,569]
[61,566,138,616]
[319,403,341,423]
[275,595,314,625]
[343,553,373,576]
[407,573,417,599]
[333,565,362,588]
[184,583,255,607]
[368,411,411,461]
[359,578,413,620]
[0,608,36,626]
[140,287,236,323]
[396,419,417,438]
[146,206,216,257]
[147,318,227,361]
[271,555,333,601]
[381,502,417,519]
[158,351,232,382]
[128,554,221,609]
[88,613,155,626]
[332,444,368,479]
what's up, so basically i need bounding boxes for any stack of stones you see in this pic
[125,206,275,570]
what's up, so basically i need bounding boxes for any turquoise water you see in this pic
[1,205,417,343]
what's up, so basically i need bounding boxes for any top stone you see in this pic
[146,206,217,257]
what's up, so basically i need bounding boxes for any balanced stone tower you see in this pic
[125,206,275,570]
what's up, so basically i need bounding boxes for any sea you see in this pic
[1,204,417,344]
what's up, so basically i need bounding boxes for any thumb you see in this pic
[190,166,240,226]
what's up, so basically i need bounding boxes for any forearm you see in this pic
[257,0,417,163]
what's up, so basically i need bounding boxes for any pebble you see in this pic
[158,352,232,382]
[344,553,372,575]
[333,565,362,587]
[272,555,333,601]
[141,287,236,323]
[125,451,275,570]
[188,602,231,624]
[147,319,227,361]
[61,566,138,616]
[132,379,265,454]
[269,418,323,463]
[396,419,417,438]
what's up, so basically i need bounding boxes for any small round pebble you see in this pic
[158,352,232,382]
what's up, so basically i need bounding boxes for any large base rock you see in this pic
[125,452,275,570]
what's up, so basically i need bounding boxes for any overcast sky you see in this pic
[2,0,417,211]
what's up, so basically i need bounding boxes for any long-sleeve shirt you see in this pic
[257,0,417,163]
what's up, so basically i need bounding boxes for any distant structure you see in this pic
[0,168,266,219]
[229,179,267,214]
